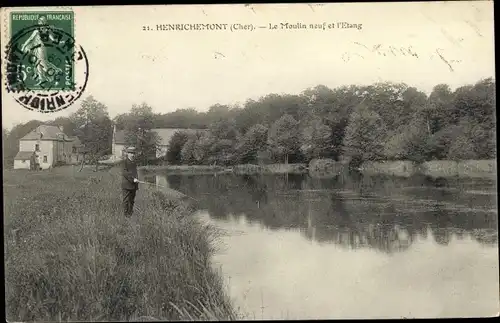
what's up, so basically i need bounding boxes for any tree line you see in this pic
[3,78,495,168]
[164,77,496,167]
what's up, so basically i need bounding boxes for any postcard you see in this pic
[2,2,497,321]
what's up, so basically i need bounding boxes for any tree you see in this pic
[470,78,495,128]
[236,124,268,164]
[166,131,190,165]
[206,119,240,166]
[193,132,214,165]
[383,114,429,162]
[300,116,335,161]
[342,104,387,162]
[71,96,113,171]
[267,114,301,164]
[424,123,462,160]
[180,135,198,165]
[451,78,495,129]
[425,83,455,134]
[203,104,235,125]
[122,103,161,165]
[447,117,494,160]
[234,99,267,134]
[361,82,410,130]
[153,108,206,129]
[2,120,44,168]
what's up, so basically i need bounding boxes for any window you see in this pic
[22,160,26,163]
[43,156,48,163]
[72,147,76,153]
[35,144,40,151]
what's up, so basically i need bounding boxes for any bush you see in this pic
[166,131,190,165]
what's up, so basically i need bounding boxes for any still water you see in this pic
[144,172,499,319]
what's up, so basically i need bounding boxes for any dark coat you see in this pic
[121,157,139,190]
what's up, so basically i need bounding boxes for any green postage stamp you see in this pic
[5,10,89,112]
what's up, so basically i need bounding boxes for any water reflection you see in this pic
[145,173,498,253]
[143,172,499,318]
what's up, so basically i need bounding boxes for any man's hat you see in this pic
[126,147,136,153]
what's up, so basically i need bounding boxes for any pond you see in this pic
[143,172,499,319]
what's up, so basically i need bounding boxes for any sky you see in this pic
[1,1,495,130]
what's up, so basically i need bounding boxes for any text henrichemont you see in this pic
[156,23,229,31]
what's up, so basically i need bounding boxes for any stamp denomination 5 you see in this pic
[4,11,89,113]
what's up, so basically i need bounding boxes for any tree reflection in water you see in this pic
[156,173,498,253]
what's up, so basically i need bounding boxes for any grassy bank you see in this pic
[419,160,497,179]
[140,163,308,175]
[4,166,237,322]
[308,158,496,179]
[360,161,418,178]
[232,163,308,174]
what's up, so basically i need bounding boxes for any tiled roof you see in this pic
[152,128,206,146]
[20,125,73,141]
[14,151,34,160]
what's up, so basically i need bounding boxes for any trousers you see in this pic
[122,189,137,216]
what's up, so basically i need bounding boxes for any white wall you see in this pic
[14,159,31,170]
[113,143,126,160]
[19,140,54,169]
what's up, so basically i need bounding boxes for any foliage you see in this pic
[236,124,269,164]
[4,78,495,167]
[384,114,429,163]
[71,96,113,168]
[122,103,161,165]
[166,131,190,165]
[342,104,388,162]
[180,134,200,165]
[193,133,215,165]
[267,114,301,164]
[207,119,240,166]
[446,118,495,161]
[300,116,335,161]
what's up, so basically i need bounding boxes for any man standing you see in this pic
[122,146,139,217]
[30,151,36,171]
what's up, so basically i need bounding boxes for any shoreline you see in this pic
[139,163,309,175]
[139,159,496,179]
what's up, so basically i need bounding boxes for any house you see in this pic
[111,125,207,160]
[13,125,83,170]
[13,151,35,170]
[111,126,128,161]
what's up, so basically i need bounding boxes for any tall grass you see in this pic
[4,167,237,322]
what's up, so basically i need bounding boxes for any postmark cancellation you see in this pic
[4,10,89,113]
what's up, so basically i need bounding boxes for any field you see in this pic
[3,166,238,322]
